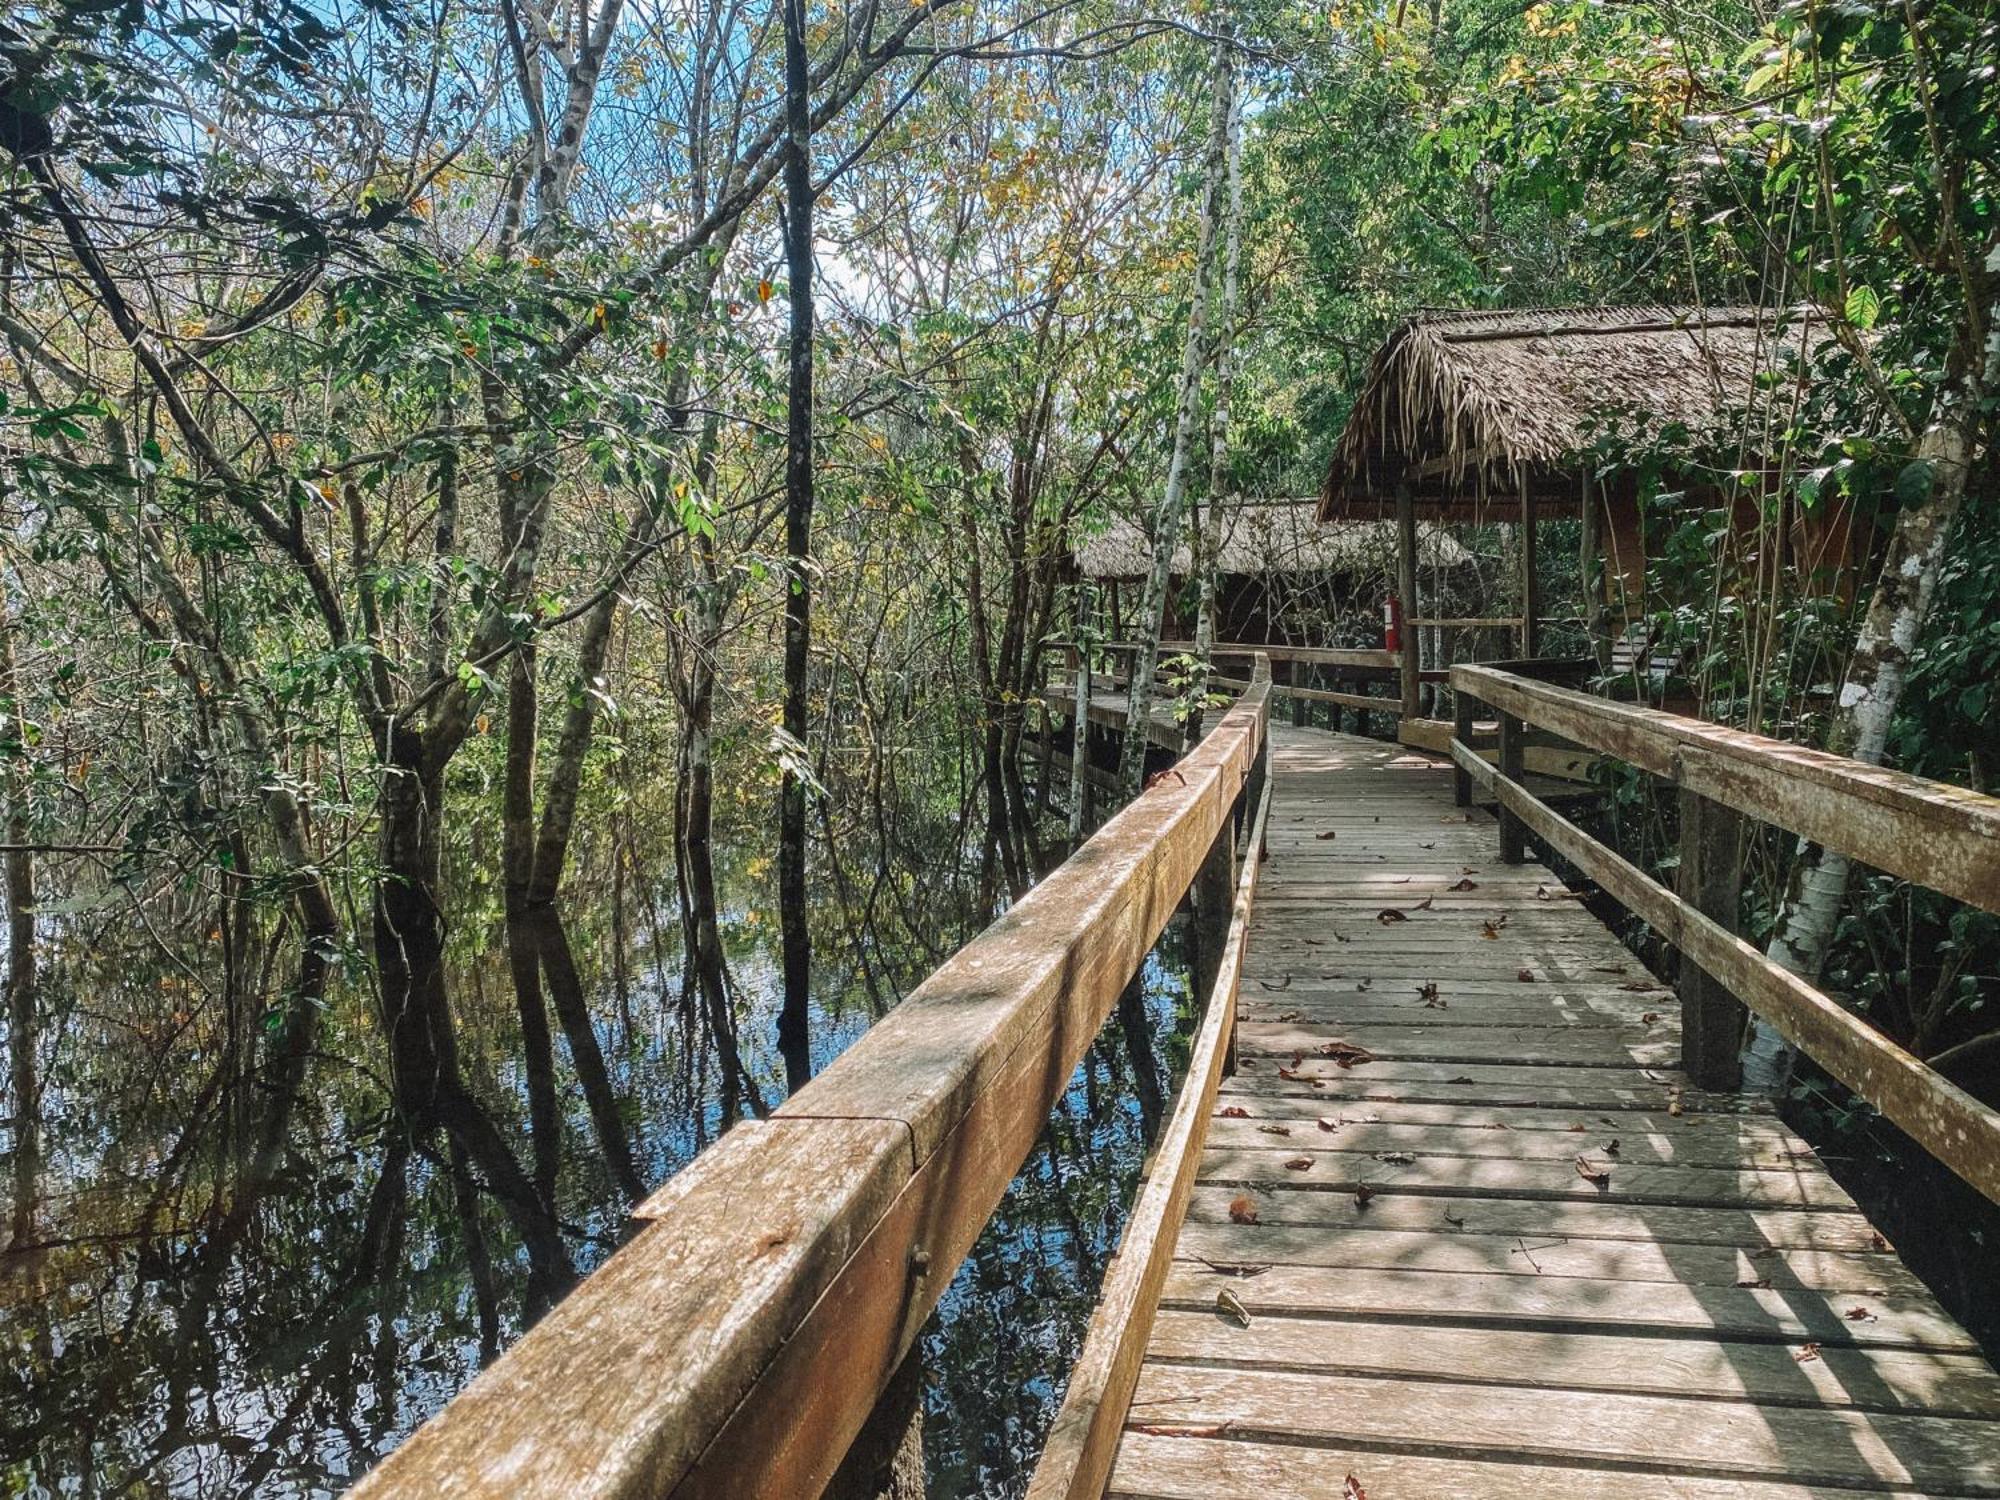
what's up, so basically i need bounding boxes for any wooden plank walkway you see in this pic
[1104,724,2000,1499]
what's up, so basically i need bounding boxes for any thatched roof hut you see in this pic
[1318,304,1825,522]
[1075,499,1470,579]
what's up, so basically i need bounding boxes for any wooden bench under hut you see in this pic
[1317,304,1863,742]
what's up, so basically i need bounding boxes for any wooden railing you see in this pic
[1450,663,2000,1205]
[1025,717,1273,1500]
[351,658,1274,1499]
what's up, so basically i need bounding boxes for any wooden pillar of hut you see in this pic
[1579,469,1609,668]
[1395,483,1419,725]
[1519,486,1540,658]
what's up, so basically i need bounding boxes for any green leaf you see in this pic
[1894,459,1934,505]
[1843,285,1881,330]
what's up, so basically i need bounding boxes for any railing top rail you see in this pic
[1452,663,2000,917]
[354,659,1273,1500]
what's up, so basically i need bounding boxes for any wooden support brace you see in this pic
[1678,787,1747,1091]
[1498,711,1526,864]
[1453,691,1477,808]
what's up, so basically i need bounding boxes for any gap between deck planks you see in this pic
[1102,724,2000,1499]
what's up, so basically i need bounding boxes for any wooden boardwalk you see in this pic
[1104,724,2000,1499]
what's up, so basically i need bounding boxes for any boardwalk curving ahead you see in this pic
[1096,725,2000,1499]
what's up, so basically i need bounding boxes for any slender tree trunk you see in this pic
[1118,35,1235,793]
[502,643,561,1210]
[374,727,575,1306]
[3,608,38,1251]
[1744,253,2000,1089]
[777,0,816,1094]
[1190,70,1247,741]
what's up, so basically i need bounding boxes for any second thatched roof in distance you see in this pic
[1075,498,1470,579]
[1319,304,1827,521]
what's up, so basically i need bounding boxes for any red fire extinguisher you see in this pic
[1383,594,1404,653]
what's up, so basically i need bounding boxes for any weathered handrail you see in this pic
[1449,663,2000,1207]
[1024,725,1273,1500]
[351,660,1273,1499]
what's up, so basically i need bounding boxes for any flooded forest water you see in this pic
[0,734,1193,1498]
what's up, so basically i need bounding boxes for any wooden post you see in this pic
[1289,660,1306,727]
[1677,787,1747,1091]
[826,1344,927,1500]
[1396,484,1420,726]
[1520,489,1540,658]
[1579,470,1608,669]
[1192,818,1237,1001]
[1498,710,1526,864]
[1068,648,1091,846]
[1453,689,1476,808]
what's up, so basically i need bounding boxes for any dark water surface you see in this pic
[1,800,1194,1497]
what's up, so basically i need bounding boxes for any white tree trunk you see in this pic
[1119,35,1236,793]
[1744,246,2000,1089]
[1192,76,1247,728]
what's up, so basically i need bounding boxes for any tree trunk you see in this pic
[502,642,561,1211]
[3,607,37,1251]
[776,0,816,1095]
[1744,257,2000,1089]
[1190,68,1246,741]
[1118,35,1235,793]
[374,726,575,1307]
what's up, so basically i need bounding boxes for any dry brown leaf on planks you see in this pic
[1354,1183,1376,1209]
[1567,1122,1587,1133]
[1641,1011,1660,1023]
[1320,1041,1375,1066]
[1377,908,1409,924]
[1317,1116,1341,1132]
[1417,980,1440,1002]
[1284,1155,1313,1171]
[1517,968,1536,982]
[1603,1139,1621,1156]
[1736,1277,1773,1290]
[1344,1476,1369,1500]
[1413,895,1435,911]
[1132,1422,1234,1438]
[1259,974,1293,991]
[1373,1150,1416,1165]
[1316,829,1339,840]
[1793,1342,1822,1363]
[1257,1123,1292,1136]
[1575,1155,1612,1186]
[1219,1105,1250,1118]
[1206,1262,1270,1283]
[1847,1305,1878,1322]
[1274,1009,1301,1022]
[1227,1195,1260,1225]
[1448,876,1478,891]
[1216,1287,1253,1327]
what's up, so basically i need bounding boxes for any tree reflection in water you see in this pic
[1,809,1194,1498]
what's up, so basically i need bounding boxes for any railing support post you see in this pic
[1678,786,1747,1092]
[1068,648,1092,846]
[826,1344,928,1500]
[1498,710,1526,864]
[1452,690,1476,808]
[1194,815,1238,1005]
[1396,484,1420,728]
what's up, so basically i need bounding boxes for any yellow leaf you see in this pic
[758,279,774,303]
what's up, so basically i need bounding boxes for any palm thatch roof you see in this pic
[1319,305,1827,521]
[1075,499,1470,579]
